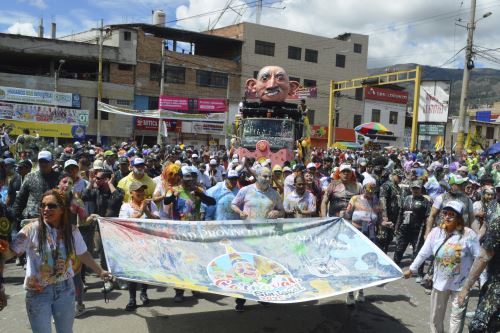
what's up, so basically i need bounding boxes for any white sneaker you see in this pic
[356,291,365,303]
[415,276,423,284]
[346,292,355,306]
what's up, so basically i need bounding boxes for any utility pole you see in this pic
[53,59,65,147]
[97,19,104,144]
[256,0,262,24]
[455,0,476,154]
[157,40,165,145]
[225,76,230,148]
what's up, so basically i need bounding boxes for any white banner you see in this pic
[418,81,450,123]
[0,86,80,108]
[0,101,89,126]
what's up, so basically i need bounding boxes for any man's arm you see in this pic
[320,189,329,217]
[425,206,440,239]
[12,175,30,218]
[456,247,493,306]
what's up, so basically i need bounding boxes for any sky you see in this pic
[1,0,499,70]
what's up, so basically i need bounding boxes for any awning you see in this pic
[335,141,362,149]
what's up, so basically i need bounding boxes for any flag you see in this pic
[434,136,444,151]
[161,119,168,137]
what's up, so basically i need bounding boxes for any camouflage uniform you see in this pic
[379,178,402,253]
[469,216,500,333]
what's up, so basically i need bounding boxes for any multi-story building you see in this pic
[208,22,369,148]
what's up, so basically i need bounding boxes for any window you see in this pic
[353,115,362,128]
[196,70,228,88]
[118,64,133,71]
[289,77,300,84]
[336,54,346,68]
[288,46,302,60]
[116,99,130,106]
[389,111,398,124]
[305,49,318,63]
[165,66,185,84]
[486,127,494,139]
[255,40,275,56]
[123,31,131,41]
[149,64,161,81]
[371,109,380,122]
[354,43,362,53]
[303,79,316,87]
[94,98,109,120]
[149,96,159,110]
[355,87,363,101]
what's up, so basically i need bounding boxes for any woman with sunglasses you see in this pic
[0,189,111,333]
[404,200,482,333]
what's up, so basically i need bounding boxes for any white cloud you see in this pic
[6,22,37,36]
[173,0,500,69]
[17,0,48,10]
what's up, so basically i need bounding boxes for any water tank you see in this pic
[153,10,166,27]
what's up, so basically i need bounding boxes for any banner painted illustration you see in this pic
[0,101,89,125]
[0,85,81,108]
[1,119,86,139]
[98,217,402,303]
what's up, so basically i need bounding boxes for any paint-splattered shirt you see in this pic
[232,184,283,219]
[11,221,87,291]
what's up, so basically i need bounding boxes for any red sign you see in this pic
[310,125,328,139]
[159,96,189,111]
[197,98,227,112]
[364,87,408,104]
[135,117,181,131]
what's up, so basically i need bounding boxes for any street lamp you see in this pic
[54,59,65,146]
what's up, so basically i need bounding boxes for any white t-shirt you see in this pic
[119,201,159,219]
[11,221,87,291]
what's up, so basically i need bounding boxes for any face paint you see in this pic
[133,167,145,175]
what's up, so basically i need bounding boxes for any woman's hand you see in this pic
[99,270,113,282]
[455,289,468,308]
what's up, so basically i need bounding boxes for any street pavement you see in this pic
[1,250,479,333]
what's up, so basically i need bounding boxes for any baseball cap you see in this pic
[362,177,376,187]
[192,153,199,159]
[442,200,464,215]
[307,162,316,169]
[181,166,193,178]
[272,165,282,172]
[283,166,292,173]
[131,157,145,166]
[449,174,468,185]
[92,159,104,170]
[104,150,115,157]
[209,159,217,166]
[392,169,405,178]
[411,180,423,188]
[293,164,305,171]
[118,157,129,164]
[227,169,239,179]
[339,164,352,172]
[4,158,16,167]
[64,159,78,169]
[38,151,52,162]
[129,182,147,192]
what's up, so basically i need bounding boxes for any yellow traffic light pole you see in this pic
[328,66,421,151]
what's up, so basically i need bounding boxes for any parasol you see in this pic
[485,142,500,155]
[354,122,393,136]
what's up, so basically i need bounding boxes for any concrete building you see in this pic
[64,22,242,147]
[208,22,369,148]
[0,30,135,145]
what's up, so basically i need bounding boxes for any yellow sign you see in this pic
[2,120,86,139]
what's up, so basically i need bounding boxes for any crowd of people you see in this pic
[0,138,498,333]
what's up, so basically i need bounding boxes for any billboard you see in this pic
[2,119,86,139]
[159,96,227,112]
[418,81,450,123]
[0,86,81,108]
[135,117,180,131]
[0,101,89,126]
[364,87,408,104]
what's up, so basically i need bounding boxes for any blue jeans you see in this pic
[25,279,75,333]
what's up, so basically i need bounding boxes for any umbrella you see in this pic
[354,122,393,136]
[485,142,500,155]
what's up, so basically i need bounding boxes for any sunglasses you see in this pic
[40,203,60,210]
[442,210,457,218]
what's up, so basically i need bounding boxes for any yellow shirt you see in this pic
[117,173,156,202]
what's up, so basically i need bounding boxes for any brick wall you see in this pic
[109,63,134,85]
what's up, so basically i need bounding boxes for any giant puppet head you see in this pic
[246,66,300,102]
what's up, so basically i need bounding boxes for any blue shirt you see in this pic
[202,181,240,221]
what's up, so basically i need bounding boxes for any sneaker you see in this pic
[140,293,150,305]
[415,276,423,284]
[101,281,113,293]
[235,303,245,312]
[174,294,184,303]
[356,291,365,303]
[466,311,475,319]
[75,304,87,318]
[346,292,355,306]
[15,257,23,266]
[83,284,88,292]
[424,288,432,295]
[125,300,137,311]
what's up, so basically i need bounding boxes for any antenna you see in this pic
[256,0,262,24]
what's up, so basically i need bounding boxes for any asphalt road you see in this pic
[1,251,479,333]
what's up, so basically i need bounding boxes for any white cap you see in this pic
[92,159,104,170]
[339,164,352,172]
[64,159,78,169]
[209,159,217,166]
[283,166,292,172]
[175,160,182,166]
[131,157,145,166]
[88,149,95,155]
[38,151,52,161]
[189,165,199,174]
[307,162,316,169]
[181,165,192,176]
[227,170,239,178]
[192,154,199,158]
[362,178,376,187]
[442,200,465,214]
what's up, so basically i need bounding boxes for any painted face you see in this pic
[133,165,145,176]
[257,169,272,188]
[339,170,351,182]
[58,177,73,194]
[442,209,459,231]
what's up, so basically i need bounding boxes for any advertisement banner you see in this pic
[0,86,80,108]
[418,123,445,136]
[0,101,89,125]
[191,121,225,135]
[364,87,408,104]
[98,217,401,303]
[418,81,450,123]
[1,119,86,139]
[197,98,227,112]
[245,87,318,100]
[310,125,328,139]
[135,117,180,131]
[159,96,189,111]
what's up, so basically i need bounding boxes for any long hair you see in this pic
[37,189,74,258]
[161,163,181,189]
